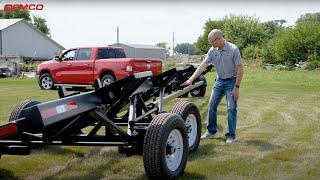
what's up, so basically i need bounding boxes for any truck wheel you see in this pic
[190,75,206,97]
[171,101,201,153]
[9,100,41,133]
[39,73,55,90]
[101,74,115,87]
[143,113,188,179]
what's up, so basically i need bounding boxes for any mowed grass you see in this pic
[0,67,320,179]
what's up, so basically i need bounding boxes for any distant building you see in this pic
[0,18,64,60]
[111,43,166,60]
[0,19,65,75]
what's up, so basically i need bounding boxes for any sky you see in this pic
[1,0,320,50]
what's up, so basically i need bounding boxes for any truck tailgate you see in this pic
[128,59,162,76]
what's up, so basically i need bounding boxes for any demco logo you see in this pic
[4,3,44,11]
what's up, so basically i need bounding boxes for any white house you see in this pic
[0,18,64,59]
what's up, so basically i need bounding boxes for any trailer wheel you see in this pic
[9,100,41,133]
[190,75,206,97]
[171,101,201,153]
[9,100,40,122]
[101,74,115,87]
[143,113,188,179]
[39,73,55,90]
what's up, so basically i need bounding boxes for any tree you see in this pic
[0,10,31,22]
[263,12,320,68]
[174,43,199,55]
[296,12,320,25]
[222,15,268,51]
[0,10,50,36]
[196,15,268,54]
[155,42,170,56]
[265,22,320,67]
[263,19,286,38]
[33,15,50,36]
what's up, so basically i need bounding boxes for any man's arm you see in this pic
[235,64,243,86]
[181,61,208,86]
[232,64,243,100]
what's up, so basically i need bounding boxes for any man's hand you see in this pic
[180,61,208,87]
[181,79,193,86]
[232,87,239,101]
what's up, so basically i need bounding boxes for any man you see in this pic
[182,29,243,143]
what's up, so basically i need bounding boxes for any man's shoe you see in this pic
[200,131,217,140]
[226,137,236,143]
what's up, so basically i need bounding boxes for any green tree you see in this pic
[155,42,170,56]
[242,45,263,60]
[0,10,50,36]
[222,15,268,51]
[33,15,50,36]
[0,10,31,22]
[265,22,320,67]
[263,19,286,38]
[174,43,199,55]
[196,15,268,54]
[296,12,320,25]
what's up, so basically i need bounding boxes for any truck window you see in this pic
[76,48,92,60]
[61,49,76,61]
[115,49,126,58]
[98,48,126,59]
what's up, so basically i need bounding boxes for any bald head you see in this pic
[208,29,223,42]
[208,29,224,48]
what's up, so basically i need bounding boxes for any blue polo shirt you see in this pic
[204,41,243,79]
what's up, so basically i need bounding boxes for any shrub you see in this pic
[306,52,320,70]
[264,22,320,69]
[242,45,263,60]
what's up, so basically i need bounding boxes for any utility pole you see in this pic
[117,26,119,46]
[172,32,175,57]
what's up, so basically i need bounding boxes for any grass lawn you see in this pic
[0,67,319,179]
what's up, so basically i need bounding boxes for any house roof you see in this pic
[0,18,65,50]
[113,43,164,50]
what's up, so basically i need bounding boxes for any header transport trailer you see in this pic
[0,65,212,179]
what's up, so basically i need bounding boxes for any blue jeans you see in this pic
[207,77,237,139]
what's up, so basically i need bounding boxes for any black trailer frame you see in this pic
[0,64,213,178]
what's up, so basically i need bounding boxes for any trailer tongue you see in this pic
[0,65,212,179]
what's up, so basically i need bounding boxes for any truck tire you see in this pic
[171,101,201,153]
[190,75,206,97]
[39,73,55,90]
[101,74,115,87]
[143,113,188,179]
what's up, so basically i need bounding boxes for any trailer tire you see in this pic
[9,100,41,134]
[143,113,188,179]
[171,101,201,153]
[190,75,206,97]
[39,73,55,90]
[9,100,41,122]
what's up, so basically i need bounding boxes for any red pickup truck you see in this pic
[37,47,162,90]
